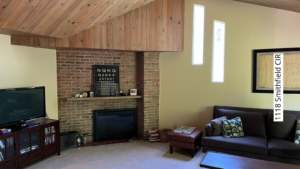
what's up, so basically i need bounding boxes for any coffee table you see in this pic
[200,151,300,169]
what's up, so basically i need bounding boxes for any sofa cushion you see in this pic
[222,117,244,138]
[202,135,268,155]
[268,113,298,141]
[211,116,227,136]
[268,138,300,159]
[215,109,267,138]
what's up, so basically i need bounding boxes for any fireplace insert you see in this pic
[93,108,138,142]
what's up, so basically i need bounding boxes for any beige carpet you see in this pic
[26,141,208,169]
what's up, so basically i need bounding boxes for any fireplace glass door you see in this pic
[93,108,137,142]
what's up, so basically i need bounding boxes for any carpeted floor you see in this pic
[26,141,208,169]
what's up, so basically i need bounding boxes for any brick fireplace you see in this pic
[57,50,159,142]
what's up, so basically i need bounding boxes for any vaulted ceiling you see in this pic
[0,0,154,38]
[1,0,300,49]
[234,0,300,13]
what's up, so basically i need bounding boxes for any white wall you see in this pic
[159,0,300,131]
[0,34,58,119]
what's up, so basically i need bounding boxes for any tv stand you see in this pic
[2,121,41,132]
[0,119,60,169]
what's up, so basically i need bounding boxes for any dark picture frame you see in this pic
[93,65,120,97]
[252,48,300,94]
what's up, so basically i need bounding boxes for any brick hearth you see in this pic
[57,50,159,142]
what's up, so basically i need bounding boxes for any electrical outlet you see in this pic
[174,124,177,129]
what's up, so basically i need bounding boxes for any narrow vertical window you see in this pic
[192,5,205,65]
[212,20,225,83]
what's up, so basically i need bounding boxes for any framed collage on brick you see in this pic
[93,65,120,96]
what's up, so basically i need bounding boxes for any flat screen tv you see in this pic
[0,86,46,127]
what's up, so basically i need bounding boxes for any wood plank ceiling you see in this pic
[1,0,299,40]
[57,0,184,51]
[234,0,300,13]
[0,0,154,38]
[11,0,185,52]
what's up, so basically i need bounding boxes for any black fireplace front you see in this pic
[93,108,138,142]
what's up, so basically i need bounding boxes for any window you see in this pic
[192,5,205,65]
[212,20,225,83]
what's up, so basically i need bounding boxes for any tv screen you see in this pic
[0,87,46,126]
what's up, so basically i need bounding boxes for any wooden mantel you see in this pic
[10,0,185,52]
[59,96,142,101]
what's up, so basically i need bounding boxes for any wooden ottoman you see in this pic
[169,129,203,158]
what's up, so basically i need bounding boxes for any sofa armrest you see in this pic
[205,122,213,136]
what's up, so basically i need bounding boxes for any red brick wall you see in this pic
[137,52,160,138]
[57,50,138,98]
[57,50,159,141]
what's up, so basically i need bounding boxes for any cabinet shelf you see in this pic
[59,96,142,101]
[0,119,60,169]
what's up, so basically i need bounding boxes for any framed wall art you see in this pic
[130,89,137,96]
[252,48,300,94]
[93,65,120,96]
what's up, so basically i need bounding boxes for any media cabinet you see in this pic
[0,119,60,169]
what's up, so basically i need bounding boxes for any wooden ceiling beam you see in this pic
[0,27,48,37]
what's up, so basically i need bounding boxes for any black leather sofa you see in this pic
[203,106,300,165]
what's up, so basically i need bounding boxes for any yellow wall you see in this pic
[0,34,58,119]
[159,0,300,131]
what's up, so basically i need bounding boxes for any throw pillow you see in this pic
[222,117,245,138]
[205,123,213,136]
[211,116,227,136]
[294,119,300,144]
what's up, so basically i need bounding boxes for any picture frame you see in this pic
[130,89,137,96]
[93,65,120,97]
[252,48,300,94]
